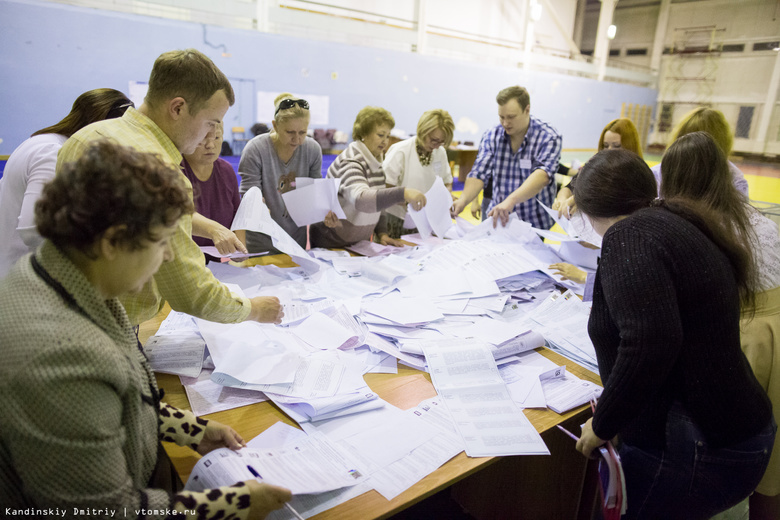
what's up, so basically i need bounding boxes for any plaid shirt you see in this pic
[469,117,561,229]
[57,107,252,325]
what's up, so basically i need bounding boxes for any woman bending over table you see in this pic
[0,140,290,519]
[383,109,455,238]
[660,131,780,520]
[573,148,775,519]
[310,106,427,248]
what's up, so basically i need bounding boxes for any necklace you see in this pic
[416,143,432,166]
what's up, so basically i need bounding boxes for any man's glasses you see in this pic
[106,100,134,120]
[274,98,310,117]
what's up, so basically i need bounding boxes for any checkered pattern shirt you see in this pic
[57,107,252,325]
[469,117,562,229]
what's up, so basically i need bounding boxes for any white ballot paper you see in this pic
[231,186,321,273]
[407,176,454,239]
[422,339,549,457]
[198,246,269,260]
[291,312,358,350]
[185,433,367,495]
[144,332,205,378]
[180,369,268,416]
[536,198,603,248]
[282,177,346,226]
[539,365,602,414]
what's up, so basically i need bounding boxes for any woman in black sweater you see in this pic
[573,149,775,519]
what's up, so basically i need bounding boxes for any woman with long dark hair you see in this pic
[573,148,775,519]
[0,88,133,278]
[661,132,780,520]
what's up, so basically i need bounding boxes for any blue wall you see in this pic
[0,0,657,156]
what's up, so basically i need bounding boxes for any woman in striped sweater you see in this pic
[310,106,427,248]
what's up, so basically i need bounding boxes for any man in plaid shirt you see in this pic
[451,86,562,230]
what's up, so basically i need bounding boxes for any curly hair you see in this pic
[352,106,395,141]
[36,140,194,254]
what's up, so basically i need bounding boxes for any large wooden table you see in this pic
[139,256,602,520]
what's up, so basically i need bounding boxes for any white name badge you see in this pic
[519,158,533,170]
[433,161,442,173]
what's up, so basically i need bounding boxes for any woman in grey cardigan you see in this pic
[239,93,338,253]
[0,141,290,519]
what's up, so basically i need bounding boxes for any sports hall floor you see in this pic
[452,151,780,226]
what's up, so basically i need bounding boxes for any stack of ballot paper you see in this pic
[529,290,599,373]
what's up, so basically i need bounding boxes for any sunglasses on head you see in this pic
[274,98,309,117]
[106,100,134,120]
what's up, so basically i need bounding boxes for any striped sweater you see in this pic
[310,140,405,248]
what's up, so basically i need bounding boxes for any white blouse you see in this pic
[383,137,452,220]
[749,207,780,292]
[0,133,67,279]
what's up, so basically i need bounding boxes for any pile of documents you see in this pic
[144,192,607,508]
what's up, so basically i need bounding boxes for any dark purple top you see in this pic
[182,157,241,247]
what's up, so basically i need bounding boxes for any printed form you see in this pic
[422,339,549,457]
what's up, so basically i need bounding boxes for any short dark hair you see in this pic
[32,88,131,138]
[496,86,530,110]
[36,140,193,253]
[145,49,235,114]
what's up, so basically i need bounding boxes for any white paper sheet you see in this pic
[291,312,357,350]
[406,178,453,238]
[422,339,549,457]
[180,369,268,416]
[362,293,444,326]
[282,178,346,226]
[144,332,205,378]
[231,186,321,273]
[185,434,367,494]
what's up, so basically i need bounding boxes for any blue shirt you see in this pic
[469,117,562,229]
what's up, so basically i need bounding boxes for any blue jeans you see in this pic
[619,404,776,519]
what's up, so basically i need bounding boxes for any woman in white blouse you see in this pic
[0,88,132,278]
[382,109,455,238]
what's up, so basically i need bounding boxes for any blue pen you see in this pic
[247,465,305,520]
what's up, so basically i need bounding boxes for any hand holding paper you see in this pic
[282,178,346,227]
[408,177,454,239]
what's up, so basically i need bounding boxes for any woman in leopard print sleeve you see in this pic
[0,141,291,519]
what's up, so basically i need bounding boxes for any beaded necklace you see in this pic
[416,142,432,166]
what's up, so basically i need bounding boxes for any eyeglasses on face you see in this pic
[274,98,310,117]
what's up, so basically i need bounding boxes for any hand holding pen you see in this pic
[247,465,304,520]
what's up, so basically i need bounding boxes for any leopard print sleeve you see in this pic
[169,482,252,520]
[158,401,208,450]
